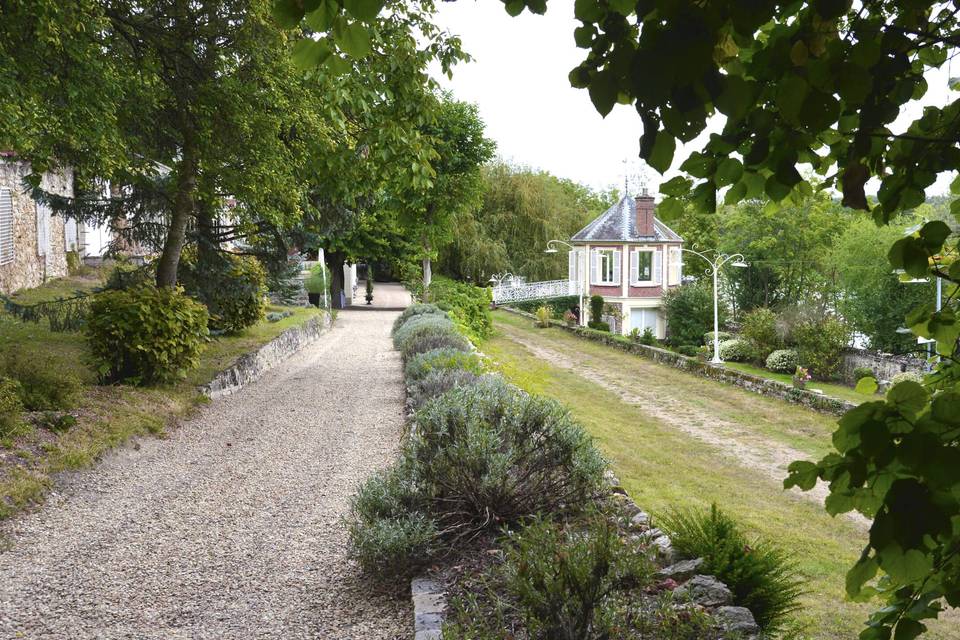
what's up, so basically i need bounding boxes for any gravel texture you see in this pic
[0,304,411,639]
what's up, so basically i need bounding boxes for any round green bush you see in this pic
[765,349,799,374]
[179,251,267,334]
[853,366,874,381]
[676,345,698,357]
[392,303,447,334]
[741,307,782,361]
[405,348,483,383]
[890,371,923,386]
[303,262,331,296]
[719,338,753,362]
[0,376,24,437]
[587,321,610,332]
[85,285,210,385]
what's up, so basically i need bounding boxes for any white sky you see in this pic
[430,1,957,196]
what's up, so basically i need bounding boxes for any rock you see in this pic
[652,536,675,563]
[656,557,704,582]
[714,606,760,636]
[673,575,733,607]
[604,469,627,495]
[630,511,650,528]
[637,527,663,541]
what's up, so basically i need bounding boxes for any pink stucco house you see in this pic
[568,190,684,338]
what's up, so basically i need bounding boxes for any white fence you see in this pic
[491,279,579,304]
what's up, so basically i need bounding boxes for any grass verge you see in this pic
[720,360,877,405]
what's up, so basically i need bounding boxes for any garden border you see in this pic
[500,307,855,416]
[198,311,333,399]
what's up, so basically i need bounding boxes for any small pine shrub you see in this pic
[0,377,24,438]
[640,327,656,345]
[347,464,438,576]
[766,349,799,374]
[629,327,641,342]
[179,251,267,334]
[890,371,923,386]
[659,504,804,633]
[589,295,604,324]
[741,307,781,361]
[676,345,698,357]
[405,348,483,383]
[408,368,481,411]
[85,285,210,385]
[719,338,753,362]
[534,305,552,328]
[853,366,874,381]
[1,348,83,410]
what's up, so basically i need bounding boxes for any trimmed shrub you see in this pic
[890,371,923,386]
[676,345,698,357]
[741,307,781,361]
[401,330,471,362]
[392,314,457,350]
[85,285,210,385]
[304,263,331,296]
[0,376,24,438]
[512,295,578,317]
[663,282,725,346]
[411,377,606,534]
[179,251,267,334]
[392,303,447,334]
[704,330,734,344]
[765,349,799,374]
[587,321,610,332]
[1,348,83,411]
[639,327,656,346]
[404,348,483,383]
[589,294,604,324]
[793,316,850,379]
[348,464,438,576]
[719,338,753,362]
[408,368,481,412]
[660,504,804,633]
[853,366,875,381]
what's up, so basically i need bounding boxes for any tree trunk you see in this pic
[326,249,346,309]
[421,236,432,302]
[156,134,197,288]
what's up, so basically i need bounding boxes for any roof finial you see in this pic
[622,157,630,196]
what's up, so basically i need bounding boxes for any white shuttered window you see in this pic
[36,200,50,257]
[0,188,13,265]
[592,248,620,285]
[668,246,682,285]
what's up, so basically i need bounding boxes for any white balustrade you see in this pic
[491,279,579,304]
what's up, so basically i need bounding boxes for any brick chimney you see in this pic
[635,189,655,237]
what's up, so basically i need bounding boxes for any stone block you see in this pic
[656,557,704,582]
[674,575,733,607]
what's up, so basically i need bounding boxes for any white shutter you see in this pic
[676,248,683,283]
[668,246,681,285]
[568,250,576,281]
[654,249,663,285]
[36,201,49,257]
[630,249,639,285]
[612,249,621,285]
[0,188,13,265]
[590,249,598,284]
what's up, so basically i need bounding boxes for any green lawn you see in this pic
[721,360,878,405]
[483,311,953,640]
[0,274,322,519]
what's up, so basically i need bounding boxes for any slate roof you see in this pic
[571,195,683,243]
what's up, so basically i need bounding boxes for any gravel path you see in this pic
[0,306,410,639]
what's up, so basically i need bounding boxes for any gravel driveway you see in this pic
[0,307,410,639]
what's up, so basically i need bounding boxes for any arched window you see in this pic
[0,188,13,265]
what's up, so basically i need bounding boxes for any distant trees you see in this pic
[440,162,617,284]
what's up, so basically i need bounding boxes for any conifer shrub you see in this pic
[659,504,804,633]
[179,251,267,334]
[85,285,209,385]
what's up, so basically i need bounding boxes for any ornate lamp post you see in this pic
[680,246,748,363]
[545,240,585,326]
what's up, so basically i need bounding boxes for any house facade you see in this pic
[568,191,683,338]
[0,156,73,294]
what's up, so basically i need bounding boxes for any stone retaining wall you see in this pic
[198,313,332,399]
[502,307,855,416]
[839,348,926,384]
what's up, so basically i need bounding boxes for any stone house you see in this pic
[0,155,74,294]
[568,190,684,338]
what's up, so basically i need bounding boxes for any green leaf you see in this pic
[856,377,879,396]
[291,38,332,70]
[573,25,595,48]
[888,237,929,278]
[504,0,525,16]
[887,381,929,416]
[587,69,617,117]
[918,220,951,251]
[724,180,747,205]
[660,176,691,197]
[343,0,384,22]
[714,75,753,122]
[765,175,792,201]
[608,0,634,16]
[334,21,372,57]
[846,555,879,599]
[880,546,933,583]
[715,157,743,187]
[325,54,352,75]
[272,0,305,28]
[893,619,926,640]
[574,0,604,22]
[775,74,808,124]
[305,1,337,31]
[785,460,820,491]
[646,131,676,173]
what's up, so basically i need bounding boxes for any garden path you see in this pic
[0,298,411,639]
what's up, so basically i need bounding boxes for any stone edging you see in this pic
[411,577,445,639]
[198,312,333,399]
[500,306,855,416]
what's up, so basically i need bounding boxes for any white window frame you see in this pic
[630,248,662,286]
[0,188,13,266]
[592,248,620,285]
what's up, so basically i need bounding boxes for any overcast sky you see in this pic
[430,1,957,196]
